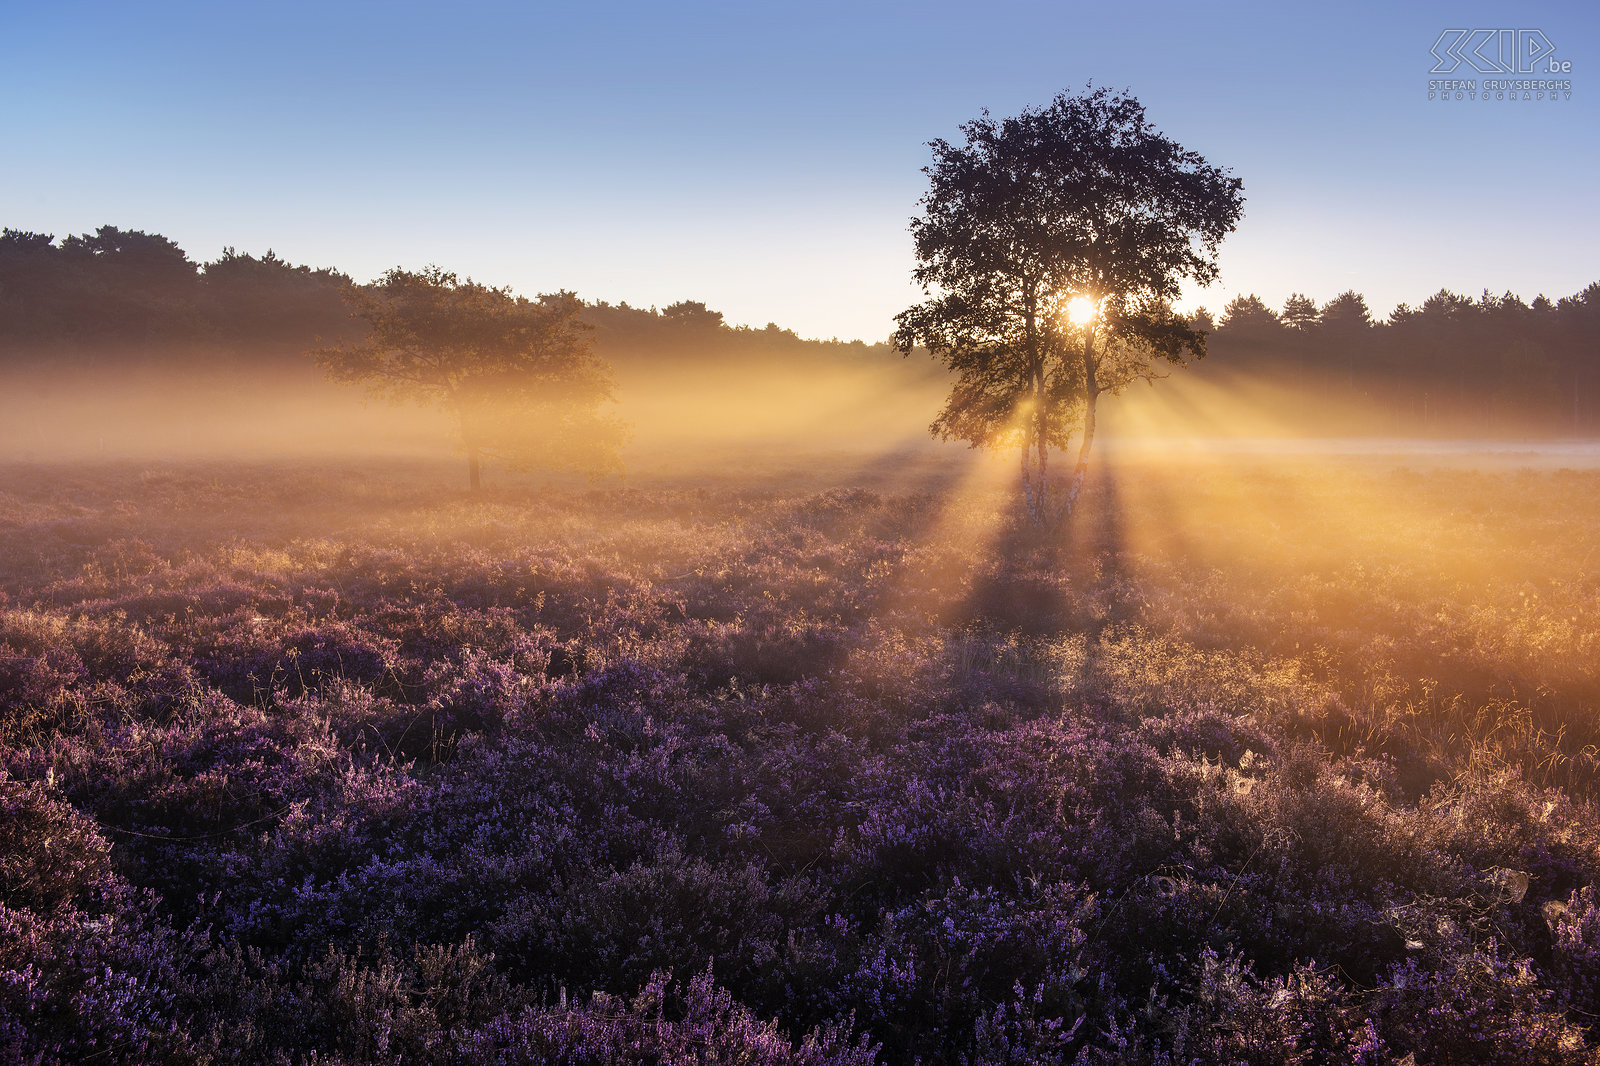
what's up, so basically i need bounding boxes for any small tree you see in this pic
[313,267,625,489]
[894,87,1243,525]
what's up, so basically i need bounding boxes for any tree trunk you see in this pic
[1063,383,1099,515]
[1060,333,1101,520]
[452,389,483,492]
[1021,431,1050,526]
[1019,299,1059,527]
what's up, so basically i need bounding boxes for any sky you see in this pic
[2,0,1596,342]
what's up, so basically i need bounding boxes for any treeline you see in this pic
[0,227,353,359]
[5,225,1599,435]
[586,300,895,369]
[0,226,892,371]
[1207,286,1600,434]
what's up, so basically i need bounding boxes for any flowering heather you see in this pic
[2,457,1600,1063]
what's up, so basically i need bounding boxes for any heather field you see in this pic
[6,454,1600,1064]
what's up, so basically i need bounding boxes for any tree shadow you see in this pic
[950,460,1131,636]
[843,439,969,497]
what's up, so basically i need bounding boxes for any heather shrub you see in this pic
[460,967,878,1066]
[1546,885,1600,1017]
[0,611,196,735]
[842,879,1095,1063]
[0,637,83,740]
[157,935,533,1065]
[1137,702,1275,766]
[192,617,402,701]
[3,462,1600,1062]
[0,777,194,1065]
[1077,950,1369,1065]
[0,776,113,913]
[1366,950,1590,1065]
[503,840,823,1005]
[968,715,1180,886]
[1419,766,1600,898]
[682,611,853,688]
[0,901,191,1066]
[261,938,527,1064]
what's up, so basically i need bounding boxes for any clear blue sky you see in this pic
[3,0,1595,340]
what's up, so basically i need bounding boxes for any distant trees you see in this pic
[0,226,199,350]
[312,267,625,489]
[1205,283,1600,433]
[894,87,1243,524]
[580,299,888,369]
[59,226,196,286]
[4,223,1600,439]
[0,230,67,346]
[201,248,353,345]
[0,226,891,374]
[0,226,350,359]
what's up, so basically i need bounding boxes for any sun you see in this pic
[1065,295,1098,325]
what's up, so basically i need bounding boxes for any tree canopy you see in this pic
[312,267,626,488]
[894,86,1244,523]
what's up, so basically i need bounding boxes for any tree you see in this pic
[1281,293,1319,331]
[1320,290,1372,331]
[313,267,625,489]
[660,300,725,330]
[1218,294,1282,337]
[1317,291,1372,391]
[893,86,1243,524]
[58,225,197,286]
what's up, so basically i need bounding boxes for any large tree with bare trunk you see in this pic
[313,267,625,489]
[894,86,1243,525]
